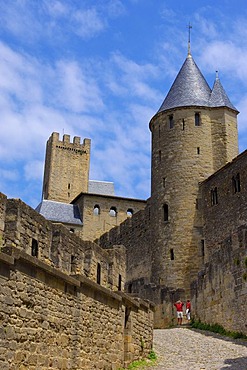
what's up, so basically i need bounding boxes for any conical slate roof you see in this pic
[156,53,238,114]
[209,75,238,111]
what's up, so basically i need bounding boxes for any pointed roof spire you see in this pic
[157,54,211,113]
[209,71,238,112]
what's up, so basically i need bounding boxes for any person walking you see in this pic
[174,300,184,325]
[186,299,191,321]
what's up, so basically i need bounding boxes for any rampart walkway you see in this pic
[145,328,247,370]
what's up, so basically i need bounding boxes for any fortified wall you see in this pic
[0,193,154,369]
[191,150,247,335]
[98,151,247,334]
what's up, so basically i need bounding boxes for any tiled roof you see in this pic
[157,53,238,114]
[36,200,82,225]
[209,76,238,111]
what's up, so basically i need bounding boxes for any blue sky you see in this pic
[1,0,247,208]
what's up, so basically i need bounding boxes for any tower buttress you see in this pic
[42,132,91,203]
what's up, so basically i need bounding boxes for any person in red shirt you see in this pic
[186,299,191,321]
[174,300,184,325]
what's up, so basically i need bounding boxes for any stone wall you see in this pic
[74,193,146,242]
[42,132,91,203]
[0,192,7,248]
[191,151,247,334]
[97,204,152,288]
[0,248,154,369]
[0,195,154,369]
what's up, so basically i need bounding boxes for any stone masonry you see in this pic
[0,193,154,369]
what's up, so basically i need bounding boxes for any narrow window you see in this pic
[128,283,132,293]
[182,119,185,130]
[159,150,161,162]
[163,177,166,188]
[71,255,76,274]
[169,115,174,129]
[232,173,241,193]
[118,274,122,291]
[195,112,200,126]
[68,183,71,190]
[201,240,205,257]
[195,198,199,209]
[163,204,168,222]
[108,262,113,286]
[211,187,218,206]
[197,147,200,155]
[94,205,100,215]
[158,125,161,138]
[109,206,117,217]
[68,192,70,198]
[170,248,174,260]
[96,263,101,284]
[31,239,38,257]
[70,228,75,233]
[126,208,133,217]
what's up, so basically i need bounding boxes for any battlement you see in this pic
[49,131,91,148]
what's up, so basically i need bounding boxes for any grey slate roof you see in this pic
[36,200,82,225]
[209,76,238,111]
[88,180,115,196]
[157,53,238,114]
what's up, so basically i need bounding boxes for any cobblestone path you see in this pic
[145,328,247,370]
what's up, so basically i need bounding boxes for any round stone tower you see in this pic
[149,50,239,294]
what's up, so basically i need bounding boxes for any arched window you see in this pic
[93,204,100,215]
[109,206,117,217]
[163,204,168,222]
[126,208,133,217]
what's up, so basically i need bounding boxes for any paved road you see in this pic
[144,328,247,370]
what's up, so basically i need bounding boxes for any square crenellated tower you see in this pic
[42,132,91,203]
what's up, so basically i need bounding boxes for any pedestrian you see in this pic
[174,300,184,325]
[186,299,191,321]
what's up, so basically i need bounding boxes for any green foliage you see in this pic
[243,272,247,281]
[191,320,247,340]
[234,257,240,266]
[147,349,157,360]
[117,350,157,370]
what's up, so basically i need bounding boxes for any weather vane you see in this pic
[187,22,192,55]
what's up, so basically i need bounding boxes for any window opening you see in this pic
[163,204,168,222]
[211,187,218,206]
[96,263,101,284]
[126,208,133,217]
[170,248,174,260]
[195,112,200,126]
[201,240,205,257]
[197,147,200,155]
[118,274,122,291]
[158,125,160,138]
[232,173,241,193]
[159,150,161,162]
[94,204,100,215]
[169,114,174,129]
[163,177,166,188]
[71,255,76,274]
[68,183,70,190]
[70,228,75,233]
[109,206,117,217]
[31,239,38,257]
[182,119,185,130]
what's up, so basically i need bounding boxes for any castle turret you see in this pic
[149,51,239,294]
[42,132,91,203]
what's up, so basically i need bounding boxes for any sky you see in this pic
[1,0,247,208]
